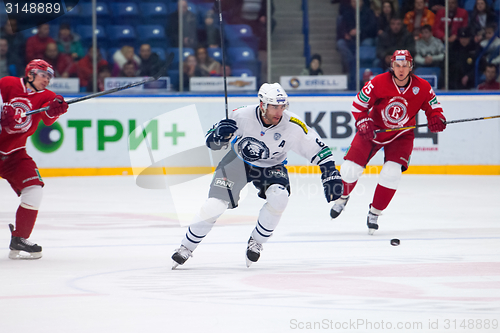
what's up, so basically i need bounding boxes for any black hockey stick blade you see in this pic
[26,52,175,116]
[375,114,500,133]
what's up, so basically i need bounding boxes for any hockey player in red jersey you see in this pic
[0,59,68,259]
[330,50,446,234]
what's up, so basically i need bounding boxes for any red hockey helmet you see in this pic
[390,50,413,71]
[25,59,55,80]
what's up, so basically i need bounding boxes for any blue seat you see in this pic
[79,2,109,24]
[359,46,377,67]
[359,67,384,80]
[76,25,108,48]
[414,66,441,77]
[140,3,168,25]
[167,1,197,14]
[110,2,140,25]
[464,0,476,12]
[22,27,39,39]
[227,46,256,64]
[231,60,261,82]
[208,47,223,62]
[151,47,166,61]
[232,68,254,77]
[167,47,195,68]
[106,25,137,48]
[136,25,168,48]
[224,24,258,50]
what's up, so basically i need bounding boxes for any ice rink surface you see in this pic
[1,173,500,333]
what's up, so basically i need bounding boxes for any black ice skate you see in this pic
[171,245,193,269]
[367,211,379,235]
[246,237,263,267]
[330,196,350,219]
[8,224,42,260]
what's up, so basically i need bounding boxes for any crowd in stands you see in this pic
[336,0,500,90]
[0,0,271,92]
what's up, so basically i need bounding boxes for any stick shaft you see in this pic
[26,53,174,116]
[217,0,229,119]
[375,115,500,133]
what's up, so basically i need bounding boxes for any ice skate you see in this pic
[246,237,263,267]
[367,211,379,235]
[171,245,193,269]
[8,224,42,260]
[330,196,349,219]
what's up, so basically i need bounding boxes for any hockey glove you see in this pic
[428,112,446,133]
[1,103,25,132]
[320,161,343,203]
[46,95,68,118]
[355,116,376,140]
[214,118,238,141]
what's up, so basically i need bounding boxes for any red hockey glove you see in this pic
[428,112,446,133]
[46,95,68,118]
[355,116,376,140]
[1,103,25,131]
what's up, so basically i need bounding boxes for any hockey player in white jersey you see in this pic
[171,83,343,268]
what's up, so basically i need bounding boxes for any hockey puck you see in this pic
[390,238,400,246]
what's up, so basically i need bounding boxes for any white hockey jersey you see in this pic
[228,104,334,168]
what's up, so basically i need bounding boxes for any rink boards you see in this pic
[25,94,500,176]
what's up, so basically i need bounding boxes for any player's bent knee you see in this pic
[20,185,43,210]
[379,161,402,190]
[341,160,364,184]
[265,184,289,214]
[199,197,229,222]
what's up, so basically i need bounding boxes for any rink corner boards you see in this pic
[30,165,500,177]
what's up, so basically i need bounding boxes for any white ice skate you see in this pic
[367,211,379,235]
[246,237,263,267]
[330,196,349,219]
[171,245,193,269]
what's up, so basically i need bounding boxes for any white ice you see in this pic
[1,173,500,333]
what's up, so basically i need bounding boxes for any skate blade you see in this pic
[368,228,377,235]
[246,258,253,268]
[172,261,180,270]
[9,250,42,260]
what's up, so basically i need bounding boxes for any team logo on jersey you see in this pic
[237,137,270,162]
[274,133,281,140]
[382,96,410,128]
[412,87,419,95]
[5,97,34,134]
[268,169,287,179]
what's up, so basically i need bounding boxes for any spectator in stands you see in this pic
[301,53,323,75]
[0,38,22,78]
[0,19,26,68]
[67,46,108,91]
[183,54,208,90]
[25,24,55,63]
[478,24,500,68]
[377,0,397,36]
[337,0,378,89]
[112,46,141,77]
[87,64,112,92]
[195,46,222,76]
[118,61,139,78]
[477,64,500,89]
[56,23,85,61]
[433,0,468,43]
[370,0,399,17]
[414,25,444,67]
[449,27,477,89]
[469,0,497,44]
[43,42,73,78]
[198,9,220,49]
[403,0,435,40]
[427,0,445,13]
[166,0,198,49]
[377,16,415,70]
[138,44,163,77]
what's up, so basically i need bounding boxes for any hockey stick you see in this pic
[374,114,500,133]
[26,52,175,116]
[217,0,229,119]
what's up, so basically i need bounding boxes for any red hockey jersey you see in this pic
[0,76,58,154]
[351,71,444,144]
